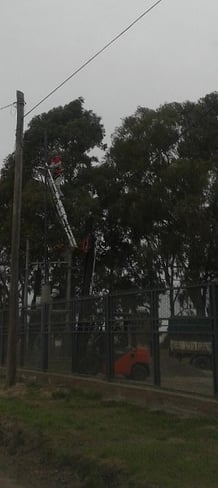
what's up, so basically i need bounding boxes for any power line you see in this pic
[0,102,16,112]
[24,0,164,119]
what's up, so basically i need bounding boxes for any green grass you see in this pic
[0,384,218,487]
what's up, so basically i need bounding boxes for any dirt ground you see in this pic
[0,415,83,488]
[0,477,24,488]
[159,349,213,396]
[0,382,218,488]
[0,450,83,488]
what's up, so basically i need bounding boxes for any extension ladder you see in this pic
[47,168,77,249]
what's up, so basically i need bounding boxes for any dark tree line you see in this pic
[1,93,218,308]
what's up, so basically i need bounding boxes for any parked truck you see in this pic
[168,317,212,370]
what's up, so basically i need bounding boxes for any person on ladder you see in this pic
[49,151,64,198]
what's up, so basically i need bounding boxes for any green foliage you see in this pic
[0,98,105,301]
[103,92,218,297]
[1,93,218,302]
[23,97,105,181]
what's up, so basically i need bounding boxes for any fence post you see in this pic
[210,283,218,397]
[0,310,6,366]
[19,308,25,367]
[41,302,49,372]
[71,298,78,373]
[104,294,114,380]
[151,289,161,386]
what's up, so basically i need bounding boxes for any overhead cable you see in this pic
[0,102,16,112]
[24,0,164,118]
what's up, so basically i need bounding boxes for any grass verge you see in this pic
[0,383,217,487]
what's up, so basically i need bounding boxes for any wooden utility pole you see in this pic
[6,91,25,386]
[22,237,30,358]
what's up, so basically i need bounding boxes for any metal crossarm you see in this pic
[47,168,77,249]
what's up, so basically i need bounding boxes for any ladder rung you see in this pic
[47,169,77,249]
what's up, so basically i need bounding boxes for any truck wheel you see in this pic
[192,356,210,370]
[130,364,149,381]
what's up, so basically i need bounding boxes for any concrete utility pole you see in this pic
[6,91,25,386]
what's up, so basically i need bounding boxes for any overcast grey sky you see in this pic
[0,0,218,166]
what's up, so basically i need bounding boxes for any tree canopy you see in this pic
[1,92,218,305]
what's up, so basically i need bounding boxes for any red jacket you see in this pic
[50,156,63,178]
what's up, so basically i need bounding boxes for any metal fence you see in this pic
[1,283,218,397]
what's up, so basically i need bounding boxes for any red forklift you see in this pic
[75,234,151,381]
